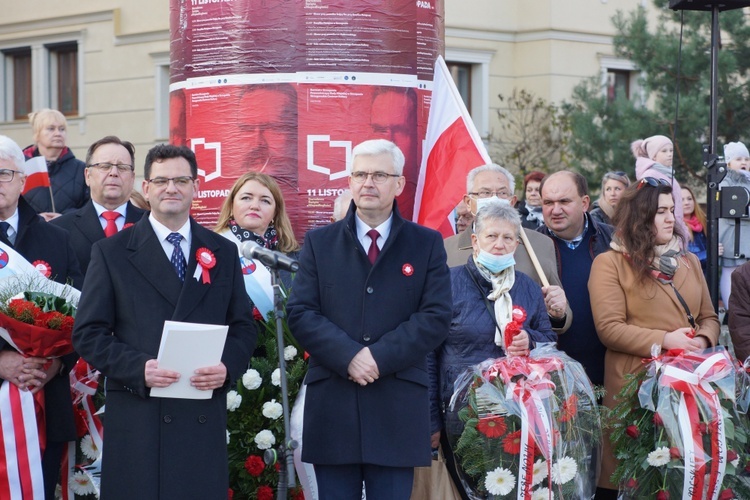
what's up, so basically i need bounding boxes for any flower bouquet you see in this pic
[447,343,602,499]
[610,346,750,499]
[226,306,307,500]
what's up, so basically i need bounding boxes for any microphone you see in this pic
[241,240,300,273]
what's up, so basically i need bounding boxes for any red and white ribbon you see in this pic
[0,380,45,500]
[660,351,733,500]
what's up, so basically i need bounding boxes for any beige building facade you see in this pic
[0,0,655,175]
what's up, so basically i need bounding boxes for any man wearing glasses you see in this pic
[52,136,146,275]
[288,139,451,499]
[444,163,572,334]
[0,135,83,499]
[73,144,257,499]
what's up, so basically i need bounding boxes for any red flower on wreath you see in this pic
[244,455,265,477]
[558,394,578,422]
[670,447,681,460]
[476,415,507,438]
[292,488,305,500]
[718,488,735,500]
[656,490,670,500]
[625,477,638,489]
[652,412,664,427]
[228,488,234,500]
[502,430,522,454]
[625,425,640,439]
[727,449,739,464]
[257,485,274,500]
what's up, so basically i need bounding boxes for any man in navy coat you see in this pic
[287,139,452,499]
[0,135,83,498]
[72,144,256,499]
[52,136,146,275]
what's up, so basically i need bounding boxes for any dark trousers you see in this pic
[42,440,65,499]
[314,463,414,500]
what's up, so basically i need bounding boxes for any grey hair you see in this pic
[0,135,25,171]
[474,201,522,236]
[332,189,353,221]
[351,139,405,176]
[601,171,631,190]
[467,163,515,194]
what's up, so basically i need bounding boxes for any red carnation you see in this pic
[625,425,640,439]
[669,447,681,459]
[727,449,739,463]
[625,477,638,489]
[244,455,265,477]
[228,488,234,500]
[718,488,734,500]
[656,490,670,500]
[257,485,274,500]
[559,394,578,422]
[502,430,522,454]
[477,415,507,438]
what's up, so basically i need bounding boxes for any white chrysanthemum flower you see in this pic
[485,467,515,496]
[271,368,281,386]
[551,456,577,484]
[531,487,553,500]
[242,369,262,390]
[226,429,231,444]
[255,429,276,450]
[262,399,283,420]
[284,345,298,361]
[732,456,740,468]
[80,434,100,460]
[226,390,242,411]
[70,471,97,495]
[531,459,548,486]
[647,447,671,468]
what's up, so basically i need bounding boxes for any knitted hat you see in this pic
[724,142,750,163]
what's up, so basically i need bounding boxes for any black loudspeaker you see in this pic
[669,0,750,10]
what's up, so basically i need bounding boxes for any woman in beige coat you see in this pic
[588,177,719,498]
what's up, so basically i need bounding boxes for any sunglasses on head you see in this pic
[612,171,627,176]
[637,177,671,190]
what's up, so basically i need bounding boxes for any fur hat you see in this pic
[724,142,750,164]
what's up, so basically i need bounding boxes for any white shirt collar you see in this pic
[355,213,393,252]
[93,200,128,218]
[149,213,191,244]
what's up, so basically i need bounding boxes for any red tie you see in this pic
[102,211,120,238]
[367,229,380,265]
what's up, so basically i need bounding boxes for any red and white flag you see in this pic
[22,157,51,195]
[413,55,491,237]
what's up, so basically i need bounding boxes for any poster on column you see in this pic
[170,0,443,238]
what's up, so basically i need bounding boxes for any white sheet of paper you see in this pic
[150,320,228,400]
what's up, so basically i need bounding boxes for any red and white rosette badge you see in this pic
[193,248,216,284]
[503,305,527,352]
[32,260,51,278]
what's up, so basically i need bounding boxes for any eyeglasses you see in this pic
[350,171,400,184]
[468,190,512,199]
[637,177,671,190]
[0,169,22,183]
[146,176,195,188]
[88,162,134,173]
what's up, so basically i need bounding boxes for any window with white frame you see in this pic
[444,48,493,142]
[599,56,642,104]
[0,36,82,122]
[152,53,170,141]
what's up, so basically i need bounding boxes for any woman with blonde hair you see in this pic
[23,109,89,220]
[215,172,299,287]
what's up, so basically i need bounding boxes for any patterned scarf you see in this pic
[474,258,516,347]
[227,218,279,250]
[611,235,684,284]
[525,205,544,227]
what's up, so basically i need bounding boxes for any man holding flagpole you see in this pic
[0,134,83,499]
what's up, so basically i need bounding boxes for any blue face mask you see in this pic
[475,196,510,214]
[476,249,515,274]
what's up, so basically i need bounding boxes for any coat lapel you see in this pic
[127,218,182,307]
[75,202,107,245]
[172,221,218,321]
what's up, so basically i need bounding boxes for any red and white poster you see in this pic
[170,0,444,237]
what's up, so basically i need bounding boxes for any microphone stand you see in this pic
[262,267,298,499]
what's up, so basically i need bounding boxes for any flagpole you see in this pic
[518,229,550,288]
[48,186,56,213]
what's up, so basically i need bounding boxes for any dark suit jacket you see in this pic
[287,203,452,467]
[72,216,257,500]
[51,200,146,275]
[0,196,84,442]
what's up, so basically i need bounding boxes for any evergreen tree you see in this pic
[564,2,750,188]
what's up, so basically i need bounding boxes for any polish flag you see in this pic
[413,55,491,237]
[22,157,50,195]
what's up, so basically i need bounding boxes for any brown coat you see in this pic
[728,262,750,362]
[589,250,719,489]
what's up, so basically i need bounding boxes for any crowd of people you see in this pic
[0,113,748,500]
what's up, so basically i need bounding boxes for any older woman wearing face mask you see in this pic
[428,201,556,498]
[23,109,89,220]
